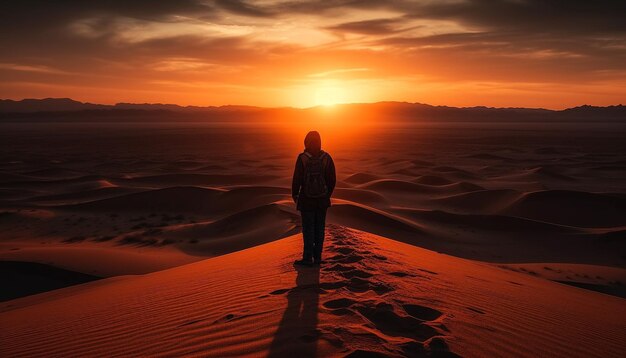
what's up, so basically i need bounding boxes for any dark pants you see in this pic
[301,209,327,262]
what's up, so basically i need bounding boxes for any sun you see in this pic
[314,81,346,107]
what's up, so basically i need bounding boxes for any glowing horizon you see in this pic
[1,1,625,110]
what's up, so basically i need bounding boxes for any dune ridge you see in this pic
[1,227,624,358]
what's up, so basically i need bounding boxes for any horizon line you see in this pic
[2,97,625,112]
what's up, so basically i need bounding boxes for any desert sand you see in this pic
[2,227,624,357]
[1,121,625,357]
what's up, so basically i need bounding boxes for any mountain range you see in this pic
[0,98,624,122]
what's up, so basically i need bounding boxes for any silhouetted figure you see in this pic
[292,131,336,266]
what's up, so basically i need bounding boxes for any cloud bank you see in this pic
[1,0,624,108]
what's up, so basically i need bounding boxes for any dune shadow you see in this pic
[268,264,320,358]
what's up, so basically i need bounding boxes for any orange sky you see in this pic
[1,1,625,109]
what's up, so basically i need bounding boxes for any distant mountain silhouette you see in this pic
[0,98,108,112]
[0,98,624,122]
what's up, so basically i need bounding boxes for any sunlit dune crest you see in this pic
[2,229,625,357]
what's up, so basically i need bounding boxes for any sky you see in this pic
[1,0,625,109]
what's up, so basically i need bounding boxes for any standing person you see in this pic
[292,131,336,266]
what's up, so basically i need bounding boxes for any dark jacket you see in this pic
[292,150,336,211]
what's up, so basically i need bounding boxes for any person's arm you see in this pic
[291,154,303,203]
[326,154,336,197]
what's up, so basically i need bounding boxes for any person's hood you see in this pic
[304,131,322,156]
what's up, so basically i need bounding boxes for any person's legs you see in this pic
[299,211,315,263]
[313,208,327,263]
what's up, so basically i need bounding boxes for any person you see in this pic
[292,131,336,266]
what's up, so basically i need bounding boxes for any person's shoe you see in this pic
[294,259,313,266]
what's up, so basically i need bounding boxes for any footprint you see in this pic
[402,304,442,321]
[335,247,355,255]
[299,329,322,343]
[320,281,346,290]
[467,307,485,314]
[426,337,461,357]
[371,283,394,295]
[212,313,235,324]
[341,269,374,279]
[372,254,387,261]
[389,271,412,277]
[356,303,439,341]
[270,288,290,295]
[419,268,438,275]
[328,254,347,261]
[340,254,364,264]
[324,264,353,272]
[178,318,204,327]
[466,275,489,283]
[399,341,428,357]
[344,349,391,358]
[328,308,354,316]
[347,277,372,293]
[323,298,357,309]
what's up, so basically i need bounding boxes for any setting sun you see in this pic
[314,81,347,107]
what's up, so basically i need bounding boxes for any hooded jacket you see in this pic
[291,131,336,211]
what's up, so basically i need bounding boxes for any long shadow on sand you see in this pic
[268,264,320,358]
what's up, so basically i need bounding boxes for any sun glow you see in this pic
[314,80,347,107]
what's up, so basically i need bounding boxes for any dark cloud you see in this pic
[271,0,392,15]
[214,0,271,17]
[325,18,408,35]
[405,0,626,36]
[0,1,214,32]
[316,0,626,76]
[272,0,626,37]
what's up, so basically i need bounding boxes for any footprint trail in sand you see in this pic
[270,225,459,358]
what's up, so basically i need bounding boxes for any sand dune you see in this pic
[463,153,512,161]
[357,179,481,197]
[359,179,429,193]
[1,122,625,357]
[324,203,620,265]
[0,172,37,183]
[1,227,624,358]
[413,175,454,186]
[216,186,290,211]
[22,167,87,179]
[327,201,426,239]
[60,185,291,217]
[0,261,100,302]
[116,173,280,187]
[431,166,477,176]
[491,166,576,184]
[0,188,39,200]
[343,172,382,185]
[394,208,577,233]
[163,203,299,256]
[30,186,140,205]
[333,188,389,206]
[0,243,198,277]
[61,186,225,213]
[427,189,522,214]
[504,190,626,227]
[496,263,626,298]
